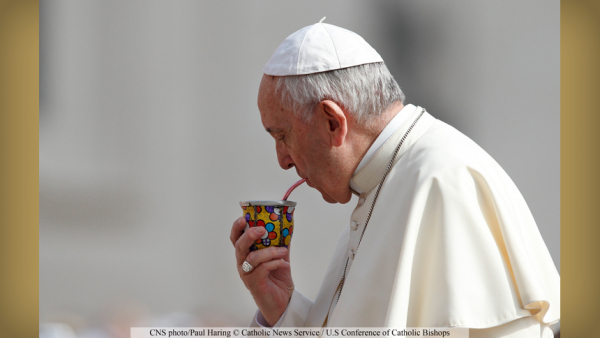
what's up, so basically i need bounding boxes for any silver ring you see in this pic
[242,261,254,273]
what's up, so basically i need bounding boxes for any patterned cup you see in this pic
[240,200,297,251]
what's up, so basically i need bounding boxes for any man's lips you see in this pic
[299,174,312,187]
[296,170,309,185]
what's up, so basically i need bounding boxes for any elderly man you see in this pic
[230,20,560,337]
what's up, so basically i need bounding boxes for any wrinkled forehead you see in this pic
[257,75,279,109]
[257,75,292,125]
[257,75,293,131]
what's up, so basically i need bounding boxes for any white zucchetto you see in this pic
[263,18,384,76]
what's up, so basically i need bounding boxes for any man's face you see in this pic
[257,75,346,204]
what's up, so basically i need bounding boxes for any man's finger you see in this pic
[244,246,288,272]
[235,226,267,265]
[282,242,292,263]
[252,258,290,281]
[230,217,247,246]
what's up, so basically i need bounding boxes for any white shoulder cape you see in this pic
[332,110,560,328]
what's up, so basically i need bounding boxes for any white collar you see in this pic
[349,104,418,194]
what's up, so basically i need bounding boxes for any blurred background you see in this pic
[39,0,559,336]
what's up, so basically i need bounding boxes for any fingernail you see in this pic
[278,247,287,253]
[256,227,265,234]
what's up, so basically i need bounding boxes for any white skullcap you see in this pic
[263,18,384,76]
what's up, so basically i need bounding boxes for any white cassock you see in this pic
[250,104,560,337]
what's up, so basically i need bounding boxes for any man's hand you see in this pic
[230,217,294,326]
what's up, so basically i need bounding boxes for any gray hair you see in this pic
[275,62,405,124]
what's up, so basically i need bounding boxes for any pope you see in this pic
[230,19,560,338]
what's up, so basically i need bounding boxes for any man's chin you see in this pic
[320,192,339,204]
[306,181,349,204]
[323,190,353,204]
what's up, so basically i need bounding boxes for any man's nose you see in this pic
[276,143,295,170]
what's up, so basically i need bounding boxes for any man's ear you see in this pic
[318,100,348,147]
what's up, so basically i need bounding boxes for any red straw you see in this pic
[282,178,307,200]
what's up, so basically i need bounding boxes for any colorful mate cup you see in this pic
[240,200,297,251]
